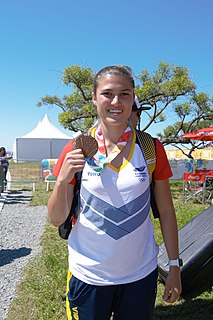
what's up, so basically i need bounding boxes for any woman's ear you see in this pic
[92,92,97,106]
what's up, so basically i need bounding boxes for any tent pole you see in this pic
[50,139,52,159]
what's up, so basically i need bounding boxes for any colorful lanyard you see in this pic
[86,125,132,172]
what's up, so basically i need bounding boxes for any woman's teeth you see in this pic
[108,109,123,113]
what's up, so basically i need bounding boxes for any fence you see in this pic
[6,160,42,191]
[168,158,213,180]
[3,158,212,192]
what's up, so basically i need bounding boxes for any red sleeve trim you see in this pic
[52,139,76,185]
[154,139,173,180]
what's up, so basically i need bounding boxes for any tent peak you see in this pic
[42,114,50,122]
[20,114,71,139]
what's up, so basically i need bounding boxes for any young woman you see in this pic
[48,65,182,320]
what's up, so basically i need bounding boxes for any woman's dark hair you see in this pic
[0,147,6,157]
[93,65,135,94]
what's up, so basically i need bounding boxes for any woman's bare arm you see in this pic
[154,179,182,303]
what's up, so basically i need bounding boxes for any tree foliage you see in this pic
[37,62,213,158]
[37,65,96,133]
[157,92,213,158]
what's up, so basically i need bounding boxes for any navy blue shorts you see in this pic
[66,268,158,320]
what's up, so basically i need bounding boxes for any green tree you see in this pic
[157,92,213,158]
[135,62,196,130]
[37,62,196,132]
[38,65,96,133]
[37,62,213,158]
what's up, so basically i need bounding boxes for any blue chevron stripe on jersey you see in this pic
[80,184,150,239]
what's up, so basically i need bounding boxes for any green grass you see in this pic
[30,181,54,206]
[6,180,213,320]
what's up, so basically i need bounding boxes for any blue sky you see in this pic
[1,0,213,151]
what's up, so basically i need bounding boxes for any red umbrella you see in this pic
[181,126,213,141]
[181,126,213,162]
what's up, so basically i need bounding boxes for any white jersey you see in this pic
[68,139,159,285]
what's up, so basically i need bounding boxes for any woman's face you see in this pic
[92,75,134,127]
[0,147,5,156]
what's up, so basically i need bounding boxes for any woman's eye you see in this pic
[101,92,131,99]
[102,92,111,97]
[121,92,130,96]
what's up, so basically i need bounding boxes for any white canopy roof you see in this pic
[22,114,71,139]
[13,114,72,161]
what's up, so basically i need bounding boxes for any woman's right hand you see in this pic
[48,148,85,226]
[57,148,85,184]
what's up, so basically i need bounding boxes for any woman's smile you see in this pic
[107,109,123,114]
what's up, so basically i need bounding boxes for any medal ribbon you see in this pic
[86,125,132,172]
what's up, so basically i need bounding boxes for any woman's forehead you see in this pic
[97,74,133,90]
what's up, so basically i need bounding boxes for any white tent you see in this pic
[13,114,72,161]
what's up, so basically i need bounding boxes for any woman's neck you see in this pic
[100,121,129,144]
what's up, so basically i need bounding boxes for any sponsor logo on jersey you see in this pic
[134,166,147,182]
[88,171,101,177]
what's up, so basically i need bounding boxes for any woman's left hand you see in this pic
[163,267,182,303]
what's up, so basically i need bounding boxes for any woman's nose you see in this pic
[111,95,119,104]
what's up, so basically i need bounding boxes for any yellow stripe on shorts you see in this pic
[66,269,72,320]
